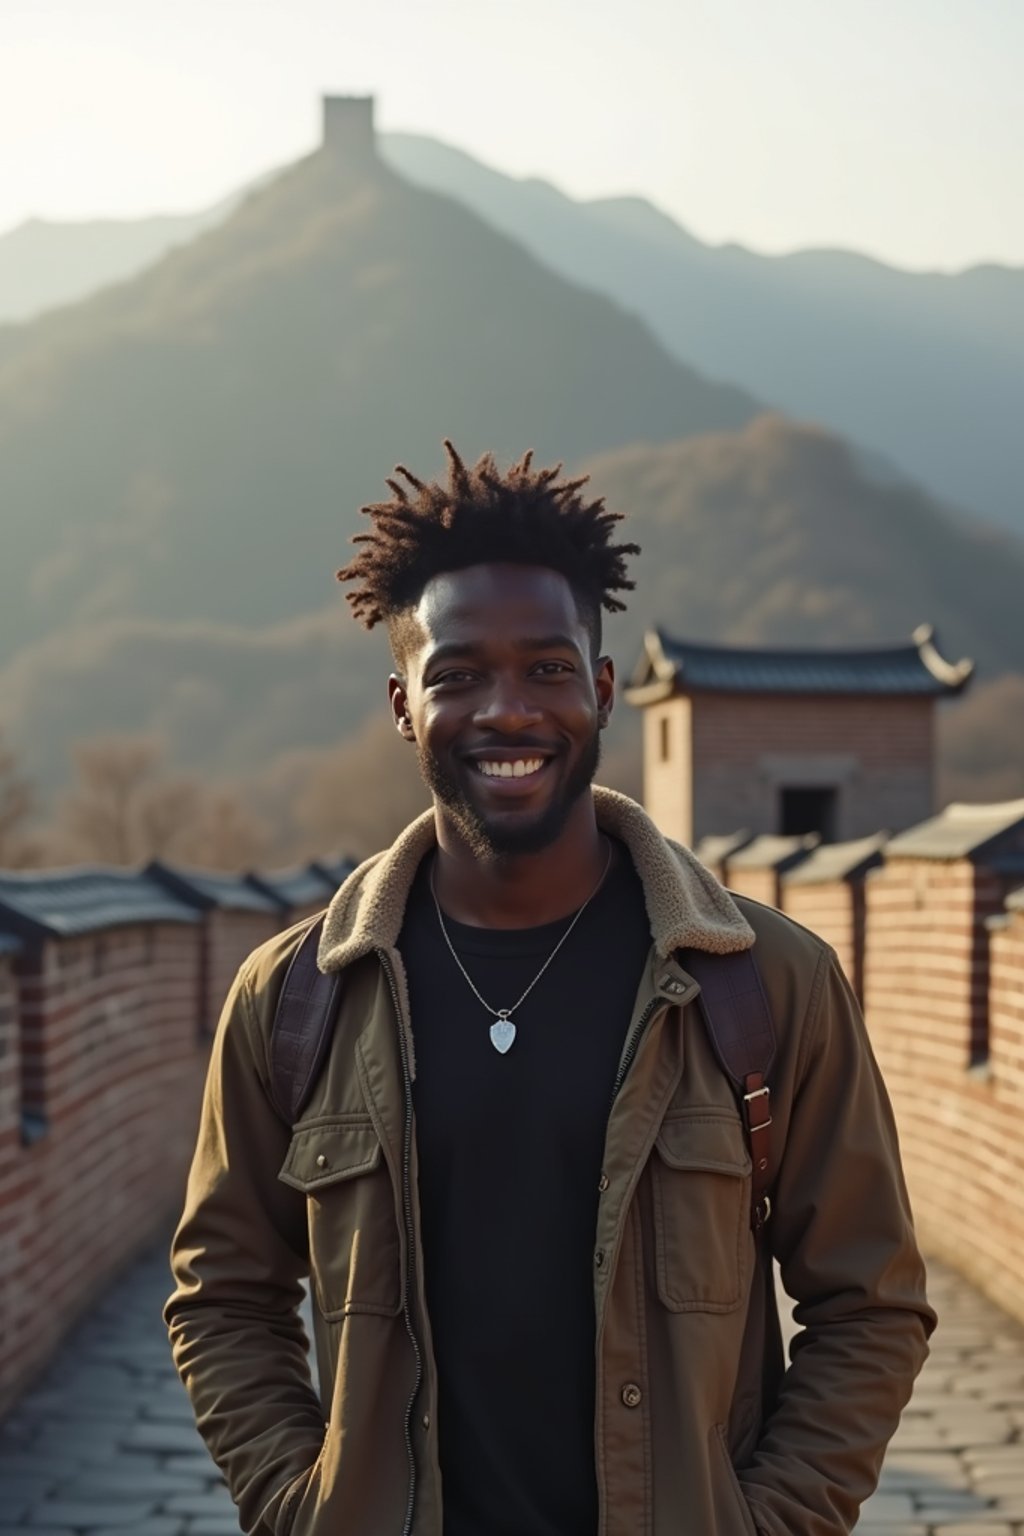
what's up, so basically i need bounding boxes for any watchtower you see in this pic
[625,624,973,848]
[321,95,376,162]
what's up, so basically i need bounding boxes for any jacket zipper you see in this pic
[378,948,423,1536]
[610,996,664,1104]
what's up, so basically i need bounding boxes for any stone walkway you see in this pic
[1,1241,1022,1533]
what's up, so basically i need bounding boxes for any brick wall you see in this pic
[0,924,204,1409]
[780,854,1024,1323]
[0,903,327,1414]
[990,904,1024,1104]
[675,693,933,845]
[782,879,865,999]
[202,909,283,1036]
[725,866,781,909]
[862,865,1024,1322]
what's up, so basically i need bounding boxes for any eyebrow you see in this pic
[424,634,584,666]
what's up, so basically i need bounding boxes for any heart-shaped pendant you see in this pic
[490,1017,516,1054]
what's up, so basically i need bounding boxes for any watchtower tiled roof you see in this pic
[782,832,889,887]
[0,867,199,942]
[885,800,1024,864]
[311,856,357,890]
[146,861,284,915]
[625,624,973,704]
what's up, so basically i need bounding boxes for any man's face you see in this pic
[389,563,615,858]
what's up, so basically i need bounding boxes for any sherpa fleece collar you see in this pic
[317,785,754,974]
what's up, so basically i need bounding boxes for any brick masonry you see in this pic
[723,847,1024,1329]
[646,693,935,846]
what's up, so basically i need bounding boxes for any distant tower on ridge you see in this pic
[321,95,376,162]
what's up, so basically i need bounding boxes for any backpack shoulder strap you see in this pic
[269,914,344,1125]
[682,947,776,1231]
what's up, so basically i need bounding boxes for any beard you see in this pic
[417,728,602,859]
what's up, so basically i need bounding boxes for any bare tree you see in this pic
[0,730,37,867]
[291,713,430,861]
[178,790,270,871]
[52,733,267,869]
[60,735,162,864]
[136,777,204,858]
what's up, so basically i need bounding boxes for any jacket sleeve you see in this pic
[739,945,937,1536]
[163,959,326,1536]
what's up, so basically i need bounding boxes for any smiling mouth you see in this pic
[475,757,547,779]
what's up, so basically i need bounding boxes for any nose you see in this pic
[472,677,544,734]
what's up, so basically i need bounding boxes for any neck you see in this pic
[432,793,610,928]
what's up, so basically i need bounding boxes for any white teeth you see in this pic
[477,758,544,778]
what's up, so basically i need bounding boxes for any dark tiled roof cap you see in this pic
[0,932,22,957]
[886,800,1024,861]
[727,833,820,872]
[783,832,889,887]
[246,864,336,909]
[311,855,357,889]
[694,831,753,868]
[146,860,284,914]
[0,866,199,941]
[625,624,973,703]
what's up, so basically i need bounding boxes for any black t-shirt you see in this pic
[399,838,652,1536]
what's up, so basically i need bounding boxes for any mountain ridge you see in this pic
[0,141,758,661]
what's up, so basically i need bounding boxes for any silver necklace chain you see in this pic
[429,837,613,1037]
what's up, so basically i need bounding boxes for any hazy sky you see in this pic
[3,0,1021,271]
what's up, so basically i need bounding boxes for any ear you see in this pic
[388,675,417,742]
[594,655,615,728]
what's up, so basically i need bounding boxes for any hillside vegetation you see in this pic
[3,417,1021,832]
[0,142,755,662]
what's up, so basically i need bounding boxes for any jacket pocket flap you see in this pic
[278,1118,382,1192]
[655,1114,751,1177]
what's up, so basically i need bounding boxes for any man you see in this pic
[165,442,935,1536]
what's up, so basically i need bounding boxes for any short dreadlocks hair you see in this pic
[337,440,639,666]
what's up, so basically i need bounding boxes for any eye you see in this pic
[532,661,573,676]
[430,668,477,686]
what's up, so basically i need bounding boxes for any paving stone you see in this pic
[161,1488,237,1516]
[54,1468,211,1499]
[927,1527,1015,1535]
[858,1490,917,1520]
[89,1523,185,1536]
[4,1242,1024,1536]
[26,1502,156,1527]
[848,1528,927,1536]
[119,1422,208,1455]
[915,1496,995,1517]
[0,1528,77,1535]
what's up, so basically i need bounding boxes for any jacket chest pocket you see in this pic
[278,1116,402,1320]
[650,1111,752,1313]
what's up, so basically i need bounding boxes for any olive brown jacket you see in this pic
[164,786,935,1536]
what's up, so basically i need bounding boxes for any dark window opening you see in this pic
[779,786,838,842]
[659,715,671,762]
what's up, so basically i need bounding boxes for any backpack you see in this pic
[269,916,776,1232]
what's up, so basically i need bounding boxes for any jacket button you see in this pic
[598,1173,609,1193]
[422,1413,430,1430]
[621,1383,642,1409]
[316,1153,328,1168]
[595,1248,605,1269]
